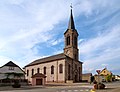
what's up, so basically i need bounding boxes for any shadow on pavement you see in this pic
[0,86,45,91]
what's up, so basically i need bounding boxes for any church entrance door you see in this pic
[75,73,77,82]
[36,79,42,85]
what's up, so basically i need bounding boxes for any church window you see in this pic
[32,69,34,76]
[68,64,71,80]
[74,54,77,60]
[27,70,29,76]
[74,36,77,46]
[79,67,81,74]
[44,67,46,74]
[68,64,70,74]
[51,65,54,74]
[75,64,77,69]
[79,67,81,81]
[66,35,70,46]
[37,68,40,73]
[59,64,63,73]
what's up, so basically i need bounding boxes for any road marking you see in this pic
[85,89,89,91]
[56,89,90,92]
[74,90,78,91]
[80,89,83,91]
[61,90,65,92]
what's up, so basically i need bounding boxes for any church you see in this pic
[24,8,82,85]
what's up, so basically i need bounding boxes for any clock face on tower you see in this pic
[66,50,70,56]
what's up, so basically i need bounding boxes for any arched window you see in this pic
[68,64,70,74]
[74,54,77,60]
[74,36,77,46]
[68,64,70,80]
[51,65,54,74]
[59,64,63,73]
[44,67,46,74]
[37,68,40,73]
[66,35,70,46]
[75,64,77,69]
[79,67,81,81]
[27,70,29,76]
[79,67,81,75]
[32,69,34,76]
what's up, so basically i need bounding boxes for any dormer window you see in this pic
[9,67,14,70]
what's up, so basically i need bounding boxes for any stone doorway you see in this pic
[31,73,46,86]
[75,74,77,82]
[36,79,42,85]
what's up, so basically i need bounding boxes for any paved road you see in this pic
[0,87,92,92]
[0,81,120,92]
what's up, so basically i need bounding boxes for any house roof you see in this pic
[31,73,46,78]
[100,68,112,74]
[3,61,18,67]
[0,61,25,74]
[25,53,82,67]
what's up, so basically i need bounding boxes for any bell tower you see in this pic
[64,7,79,60]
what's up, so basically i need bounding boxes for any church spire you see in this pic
[68,4,75,30]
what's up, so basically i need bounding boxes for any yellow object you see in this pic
[90,89,96,92]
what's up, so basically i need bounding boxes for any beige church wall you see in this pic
[57,60,66,83]
[25,59,66,83]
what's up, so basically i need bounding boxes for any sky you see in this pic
[0,0,120,75]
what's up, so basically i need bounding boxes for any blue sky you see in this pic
[0,0,120,75]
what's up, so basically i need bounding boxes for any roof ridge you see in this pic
[25,53,66,67]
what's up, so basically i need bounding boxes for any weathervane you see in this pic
[70,3,73,9]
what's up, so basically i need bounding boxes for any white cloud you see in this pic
[81,25,120,74]
[80,25,120,55]
[0,0,120,75]
[0,0,70,68]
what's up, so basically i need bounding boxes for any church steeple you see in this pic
[68,9,75,30]
[64,6,79,60]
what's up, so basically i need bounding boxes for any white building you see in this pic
[115,75,120,80]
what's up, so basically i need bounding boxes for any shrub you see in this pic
[94,83,105,89]
[12,80,21,88]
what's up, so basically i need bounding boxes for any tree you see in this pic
[90,76,95,84]
[105,75,112,82]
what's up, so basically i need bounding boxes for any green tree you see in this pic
[105,75,112,82]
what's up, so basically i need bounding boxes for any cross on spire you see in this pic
[68,3,75,30]
[70,3,73,9]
